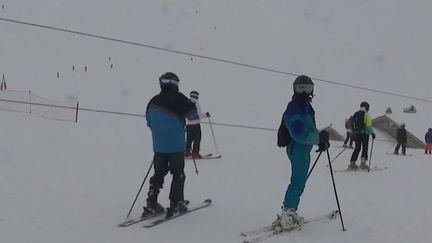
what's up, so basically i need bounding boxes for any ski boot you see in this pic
[348,161,358,170]
[359,158,369,170]
[273,207,304,231]
[184,151,192,157]
[142,202,164,218]
[191,152,202,159]
[166,200,188,218]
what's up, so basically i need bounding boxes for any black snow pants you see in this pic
[186,124,202,153]
[147,152,185,205]
[350,133,370,162]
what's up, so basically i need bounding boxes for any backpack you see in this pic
[277,117,292,147]
[352,110,366,132]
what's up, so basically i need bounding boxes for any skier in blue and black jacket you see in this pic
[274,75,330,230]
[143,72,199,218]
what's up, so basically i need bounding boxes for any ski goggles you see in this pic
[294,83,314,94]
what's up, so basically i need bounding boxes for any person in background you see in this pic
[343,116,354,148]
[185,91,210,159]
[394,123,407,155]
[425,128,432,154]
[349,101,376,170]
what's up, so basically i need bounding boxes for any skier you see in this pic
[143,72,199,218]
[425,128,432,154]
[185,91,210,159]
[348,101,376,170]
[343,116,354,148]
[274,75,330,230]
[394,123,407,155]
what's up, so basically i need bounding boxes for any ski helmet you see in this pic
[190,90,199,99]
[159,72,179,89]
[360,101,370,111]
[293,75,314,95]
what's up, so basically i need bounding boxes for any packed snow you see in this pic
[1,1,432,242]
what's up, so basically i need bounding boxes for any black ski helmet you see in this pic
[159,72,179,89]
[293,75,314,95]
[360,101,370,111]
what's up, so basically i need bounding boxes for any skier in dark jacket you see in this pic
[394,123,407,155]
[425,128,432,154]
[349,101,376,170]
[343,116,354,148]
[143,72,199,218]
[273,75,330,230]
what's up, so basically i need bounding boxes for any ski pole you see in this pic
[367,138,375,172]
[125,160,154,219]
[326,149,346,231]
[192,156,199,175]
[306,151,323,180]
[326,146,348,167]
[207,117,220,154]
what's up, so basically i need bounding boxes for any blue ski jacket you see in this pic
[146,87,198,153]
[425,128,432,143]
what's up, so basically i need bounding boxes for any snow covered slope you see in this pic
[1,1,432,242]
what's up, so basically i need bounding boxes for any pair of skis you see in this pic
[241,210,339,243]
[334,166,388,173]
[185,153,222,160]
[118,199,212,228]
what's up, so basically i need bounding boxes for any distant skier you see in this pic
[185,91,210,159]
[274,75,330,230]
[425,128,432,154]
[348,101,376,170]
[343,116,354,148]
[394,123,407,155]
[144,72,199,218]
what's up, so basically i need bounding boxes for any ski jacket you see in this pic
[351,107,374,136]
[186,100,207,125]
[146,87,198,153]
[283,96,320,149]
[425,129,432,143]
[396,127,407,143]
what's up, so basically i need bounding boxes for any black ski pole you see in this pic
[326,146,348,167]
[207,117,220,154]
[326,149,346,231]
[306,151,323,180]
[192,156,199,175]
[368,138,375,172]
[125,160,154,219]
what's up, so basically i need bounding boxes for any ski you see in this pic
[385,152,413,156]
[334,166,388,173]
[241,210,339,243]
[143,199,212,228]
[118,210,165,227]
[185,154,222,160]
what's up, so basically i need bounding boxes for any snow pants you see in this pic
[350,133,370,162]
[147,152,185,205]
[283,142,312,209]
[394,142,406,155]
[426,143,432,154]
[186,124,202,153]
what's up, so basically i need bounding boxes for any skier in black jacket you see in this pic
[394,123,407,155]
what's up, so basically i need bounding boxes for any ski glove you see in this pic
[371,133,376,139]
[317,130,330,152]
[206,112,211,118]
